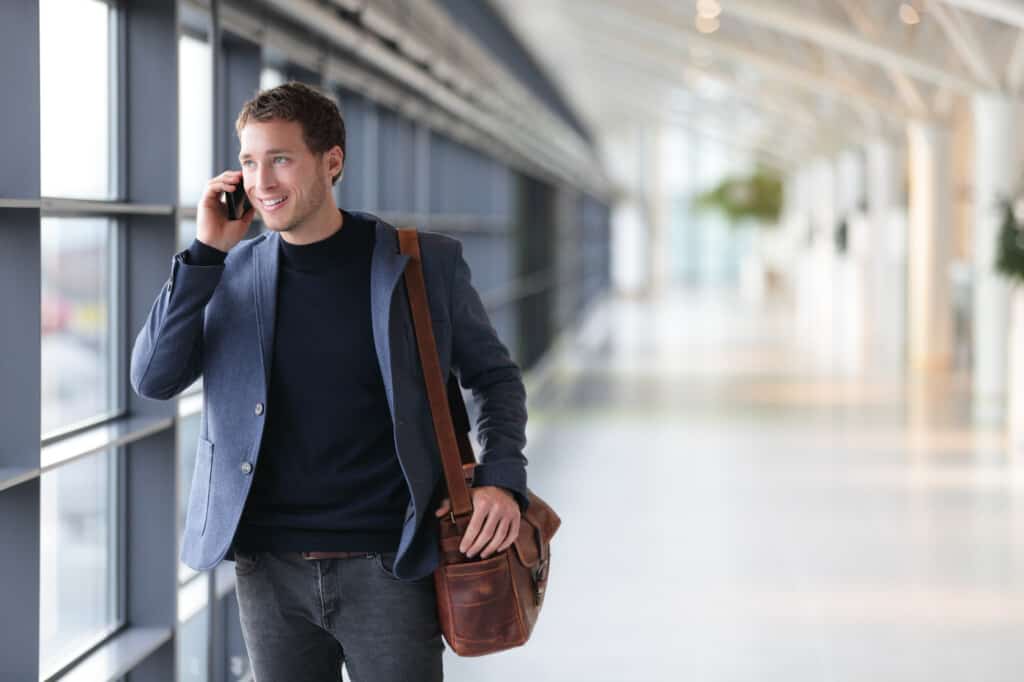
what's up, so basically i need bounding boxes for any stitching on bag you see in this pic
[507,560,528,641]
[446,565,505,579]
[455,596,507,608]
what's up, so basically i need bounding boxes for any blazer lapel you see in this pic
[370,218,434,529]
[253,230,280,389]
[370,220,411,416]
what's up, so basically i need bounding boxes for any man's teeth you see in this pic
[263,197,286,206]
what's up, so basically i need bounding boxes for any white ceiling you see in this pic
[489,0,1024,170]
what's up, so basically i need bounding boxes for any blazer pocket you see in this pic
[186,437,215,536]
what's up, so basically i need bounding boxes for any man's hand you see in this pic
[435,486,521,559]
[196,169,256,253]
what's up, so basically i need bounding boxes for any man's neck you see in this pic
[279,204,344,246]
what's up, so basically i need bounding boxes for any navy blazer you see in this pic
[130,213,528,580]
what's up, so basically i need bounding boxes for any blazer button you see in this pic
[240,462,253,474]
[254,402,264,416]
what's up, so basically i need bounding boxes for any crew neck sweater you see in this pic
[186,209,408,553]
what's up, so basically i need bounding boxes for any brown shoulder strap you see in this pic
[397,228,474,520]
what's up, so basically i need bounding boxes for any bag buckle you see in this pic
[533,556,549,605]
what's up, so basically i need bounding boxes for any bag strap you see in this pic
[397,228,474,520]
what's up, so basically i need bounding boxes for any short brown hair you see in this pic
[235,81,346,185]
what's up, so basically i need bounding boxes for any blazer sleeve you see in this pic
[448,240,530,513]
[129,247,225,401]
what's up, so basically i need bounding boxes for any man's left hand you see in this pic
[435,486,521,559]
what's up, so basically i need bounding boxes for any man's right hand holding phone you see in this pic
[196,170,256,253]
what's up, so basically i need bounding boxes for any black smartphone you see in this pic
[224,177,252,220]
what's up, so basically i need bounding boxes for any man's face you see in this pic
[238,119,340,235]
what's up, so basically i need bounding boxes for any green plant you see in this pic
[996,197,1024,284]
[691,167,783,227]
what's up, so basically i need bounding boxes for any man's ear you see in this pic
[328,145,344,180]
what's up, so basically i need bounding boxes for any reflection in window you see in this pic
[179,34,213,206]
[39,448,120,679]
[40,0,113,200]
[41,218,119,438]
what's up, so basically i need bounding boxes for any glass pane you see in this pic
[177,604,209,682]
[177,570,209,682]
[177,414,201,583]
[40,0,113,199]
[178,219,197,254]
[39,448,120,679]
[179,34,212,206]
[41,217,118,437]
[175,220,204,396]
[261,66,285,91]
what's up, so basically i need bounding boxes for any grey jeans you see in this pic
[233,549,444,681]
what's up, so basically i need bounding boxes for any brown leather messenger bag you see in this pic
[397,228,562,657]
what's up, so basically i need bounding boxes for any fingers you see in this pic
[209,177,241,194]
[460,506,497,557]
[479,516,511,559]
[202,170,244,202]
[498,516,520,553]
[239,203,256,225]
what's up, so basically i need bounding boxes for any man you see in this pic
[130,81,529,681]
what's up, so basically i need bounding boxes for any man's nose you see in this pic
[256,166,277,192]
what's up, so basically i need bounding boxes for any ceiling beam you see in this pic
[721,0,981,93]
[835,0,931,115]
[924,0,1000,89]
[586,77,813,166]
[595,105,800,173]
[580,20,878,144]
[938,0,1024,29]
[572,65,820,157]
[572,0,910,122]
[570,39,821,129]
[1007,29,1024,93]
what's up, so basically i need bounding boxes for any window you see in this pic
[261,66,285,91]
[39,448,122,680]
[40,0,115,200]
[377,107,414,213]
[175,221,204,395]
[178,218,197,254]
[177,412,202,583]
[41,217,120,438]
[336,90,372,210]
[176,571,210,682]
[179,33,213,206]
[177,411,208,681]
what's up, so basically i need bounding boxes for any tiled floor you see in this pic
[445,289,1024,681]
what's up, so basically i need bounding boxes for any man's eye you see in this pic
[274,156,287,163]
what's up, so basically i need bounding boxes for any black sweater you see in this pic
[187,210,408,553]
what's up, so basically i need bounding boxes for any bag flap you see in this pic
[511,489,561,567]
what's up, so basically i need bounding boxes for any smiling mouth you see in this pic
[260,196,288,212]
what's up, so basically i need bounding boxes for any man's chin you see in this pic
[262,218,292,232]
